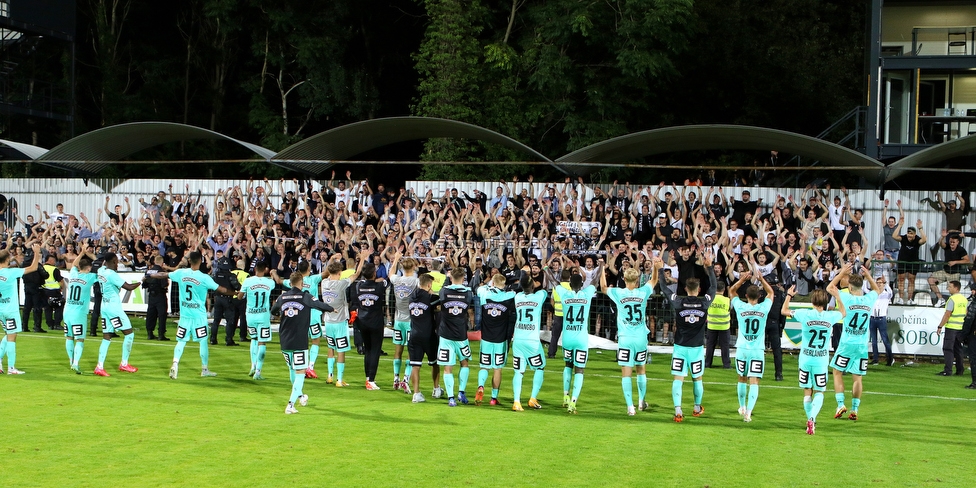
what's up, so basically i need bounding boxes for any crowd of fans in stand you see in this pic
[2,174,975,348]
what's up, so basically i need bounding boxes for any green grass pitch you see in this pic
[3,319,975,487]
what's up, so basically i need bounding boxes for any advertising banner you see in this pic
[781,303,943,356]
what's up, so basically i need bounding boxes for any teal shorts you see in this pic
[324,322,351,352]
[436,337,472,366]
[670,344,705,378]
[63,311,89,339]
[798,357,829,391]
[562,335,589,368]
[829,343,868,375]
[176,317,208,342]
[308,321,323,340]
[478,340,508,369]
[616,336,649,367]
[393,320,410,345]
[1,312,21,334]
[282,349,309,371]
[100,310,132,333]
[734,348,766,378]
[247,321,273,342]
[512,340,546,373]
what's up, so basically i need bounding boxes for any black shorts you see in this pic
[408,333,439,367]
[899,262,921,275]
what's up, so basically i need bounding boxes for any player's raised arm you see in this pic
[24,243,42,273]
[782,285,796,317]
[757,272,774,300]
[146,271,170,280]
[647,257,662,290]
[862,266,881,294]
[303,293,335,313]
[825,262,850,297]
[729,271,751,297]
[703,250,717,298]
[215,285,237,297]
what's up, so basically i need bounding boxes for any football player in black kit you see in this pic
[271,272,334,414]
[407,274,442,403]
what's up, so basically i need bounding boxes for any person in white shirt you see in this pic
[827,189,849,244]
[328,170,356,209]
[726,219,744,255]
[868,275,894,366]
[44,203,69,224]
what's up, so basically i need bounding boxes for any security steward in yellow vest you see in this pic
[548,269,573,359]
[705,280,731,369]
[42,254,65,331]
[936,280,967,376]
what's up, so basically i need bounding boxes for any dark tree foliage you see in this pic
[1,0,868,186]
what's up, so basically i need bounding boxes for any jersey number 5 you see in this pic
[807,329,828,349]
[624,303,643,323]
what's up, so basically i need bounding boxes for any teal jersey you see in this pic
[302,273,324,323]
[476,286,516,304]
[513,289,547,343]
[793,309,842,361]
[169,268,219,321]
[838,291,878,347]
[64,267,98,315]
[242,276,276,320]
[607,284,653,339]
[559,285,597,340]
[0,267,25,313]
[731,297,773,352]
[97,267,127,312]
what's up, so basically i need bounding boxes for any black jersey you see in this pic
[351,279,388,330]
[438,284,473,341]
[271,286,334,351]
[478,286,517,343]
[662,268,717,348]
[409,288,440,339]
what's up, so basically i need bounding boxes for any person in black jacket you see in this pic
[961,291,976,389]
[21,250,46,333]
[210,256,242,346]
[271,272,334,414]
[351,263,388,390]
[407,274,442,402]
[763,275,787,381]
[88,250,104,336]
[142,256,170,340]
